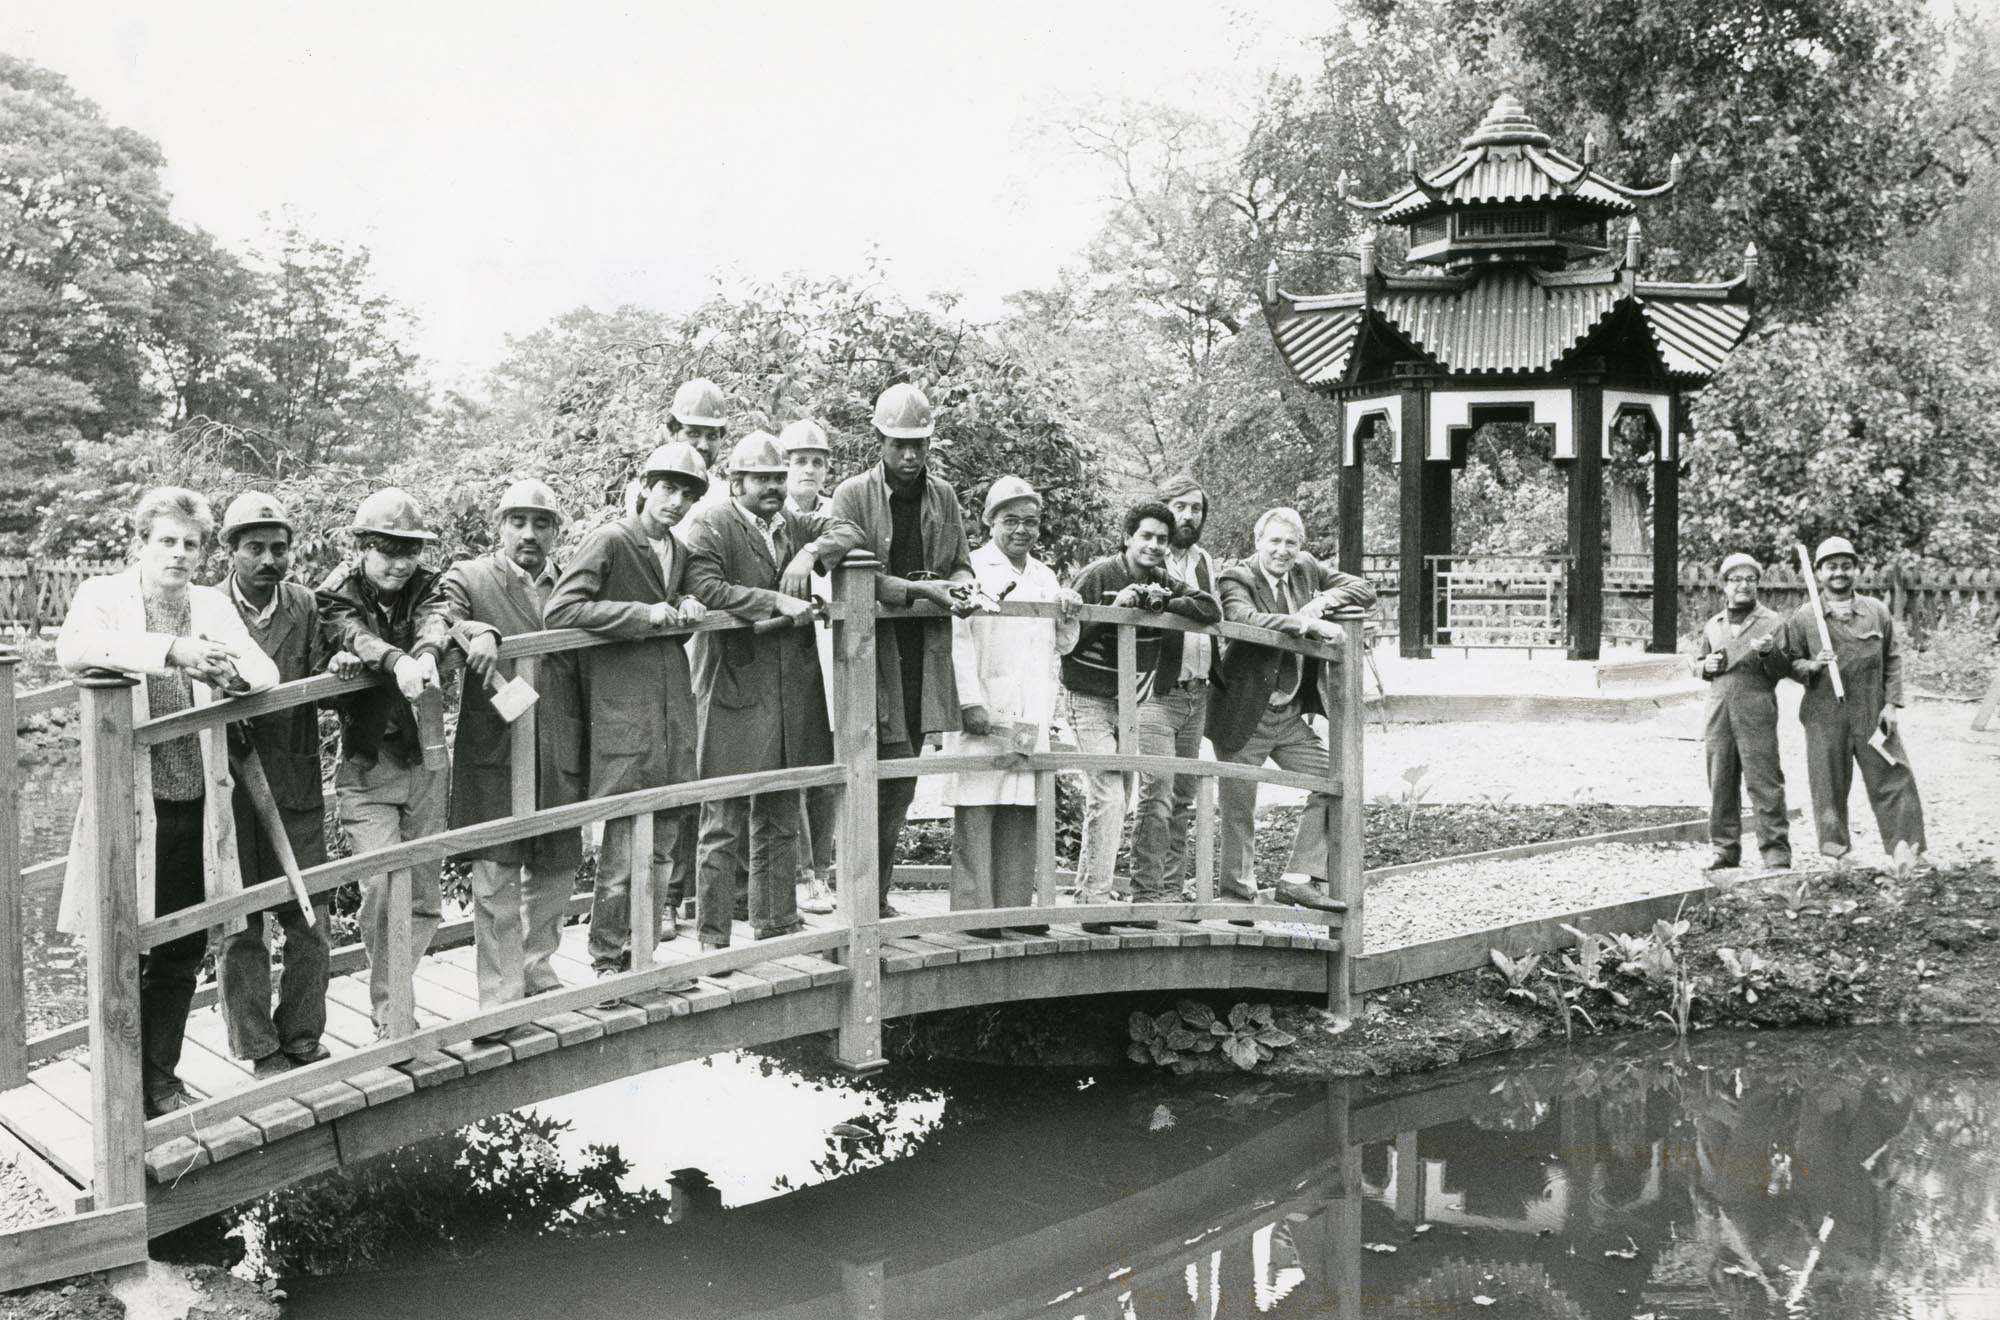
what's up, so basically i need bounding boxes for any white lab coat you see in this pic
[55,568,280,937]
[943,542,1076,807]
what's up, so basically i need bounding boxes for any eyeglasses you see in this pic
[994,517,1041,532]
[1722,573,1759,585]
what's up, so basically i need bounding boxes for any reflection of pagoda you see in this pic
[1267,95,1755,658]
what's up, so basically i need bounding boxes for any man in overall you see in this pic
[318,488,452,1035]
[1692,552,1792,872]
[819,383,980,919]
[1130,473,1219,902]
[1207,507,1376,911]
[214,492,333,1076]
[781,416,839,916]
[681,431,856,949]
[1778,537,1927,863]
[437,479,585,1008]
[545,443,710,975]
[1061,501,1220,927]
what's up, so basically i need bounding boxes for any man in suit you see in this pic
[545,443,710,977]
[1207,507,1376,910]
[437,479,586,1007]
[681,432,857,949]
[1692,552,1792,871]
[214,492,334,1076]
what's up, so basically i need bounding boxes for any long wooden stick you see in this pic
[1795,544,1846,702]
[232,746,316,927]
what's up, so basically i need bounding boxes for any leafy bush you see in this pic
[1127,998,1296,1073]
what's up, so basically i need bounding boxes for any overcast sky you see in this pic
[3,1,1325,384]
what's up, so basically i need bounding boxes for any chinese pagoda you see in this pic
[1266,95,1755,658]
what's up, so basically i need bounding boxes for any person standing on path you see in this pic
[213,493,334,1076]
[58,487,279,1116]
[1206,507,1374,912]
[545,442,710,976]
[436,479,586,1008]
[945,476,1081,936]
[1130,473,1219,901]
[1778,537,1927,862]
[781,417,840,916]
[818,383,981,919]
[318,488,453,1035]
[1692,552,1792,872]
[1061,501,1220,927]
[680,431,857,950]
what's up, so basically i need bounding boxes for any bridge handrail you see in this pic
[8,554,1366,1213]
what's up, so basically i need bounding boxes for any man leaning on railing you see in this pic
[1207,507,1375,914]
[56,486,279,1119]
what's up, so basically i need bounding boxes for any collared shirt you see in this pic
[1164,544,1212,681]
[649,534,677,586]
[784,492,821,516]
[228,573,280,628]
[733,498,784,566]
[497,551,558,612]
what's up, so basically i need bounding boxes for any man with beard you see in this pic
[546,443,710,977]
[1062,501,1220,927]
[1778,537,1927,862]
[1129,473,1219,901]
[214,492,334,1075]
[680,432,856,949]
[319,488,453,1036]
[1207,507,1375,911]
[436,479,585,1008]
[1692,552,1792,872]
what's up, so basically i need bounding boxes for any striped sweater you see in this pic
[1059,553,1221,700]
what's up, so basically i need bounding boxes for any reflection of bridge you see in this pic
[1,557,1373,1287]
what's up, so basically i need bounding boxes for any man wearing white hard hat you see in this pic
[214,492,334,1076]
[944,476,1082,934]
[1691,552,1792,871]
[781,418,840,915]
[436,479,586,1010]
[1777,537,1927,861]
[680,432,859,950]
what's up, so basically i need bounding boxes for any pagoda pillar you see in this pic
[1395,376,1432,657]
[1337,431,1364,577]
[1649,393,1681,653]
[1567,379,1604,660]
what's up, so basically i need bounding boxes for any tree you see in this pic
[0,53,177,547]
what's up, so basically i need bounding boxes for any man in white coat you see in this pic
[945,476,1081,936]
[58,487,279,1117]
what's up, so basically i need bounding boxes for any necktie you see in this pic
[1271,573,1301,708]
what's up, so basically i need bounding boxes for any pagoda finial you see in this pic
[1359,229,1378,280]
[1582,132,1597,167]
[1463,94,1552,149]
[1264,259,1279,304]
[1624,217,1643,270]
[1403,141,1419,176]
[1741,242,1760,287]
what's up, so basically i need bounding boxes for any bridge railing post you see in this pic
[831,554,885,1074]
[0,647,25,1091]
[1327,618,1365,1023]
[77,672,146,1208]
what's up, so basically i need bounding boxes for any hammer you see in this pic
[231,745,316,927]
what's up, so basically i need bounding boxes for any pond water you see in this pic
[166,1025,2000,1319]
[13,755,85,1031]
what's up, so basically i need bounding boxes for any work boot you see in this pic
[284,1042,332,1066]
[145,1084,197,1119]
[1273,877,1346,912]
[1703,852,1741,872]
[252,1051,293,1079]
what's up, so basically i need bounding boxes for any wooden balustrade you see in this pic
[3,554,1368,1213]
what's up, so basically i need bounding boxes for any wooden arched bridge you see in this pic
[0,557,1372,1285]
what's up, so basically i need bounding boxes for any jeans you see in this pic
[593,808,690,972]
[1067,692,1137,900]
[950,804,1037,913]
[697,791,802,946]
[337,756,447,1031]
[219,795,330,1060]
[468,858,571,1007]
[797,783,839,881]
[1129,683,1208,900]
[143,799,209,1102]
[1217,702,1334,893]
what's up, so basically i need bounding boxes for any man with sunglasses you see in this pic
[1692,553,1792,871]
[318,487,453,1036]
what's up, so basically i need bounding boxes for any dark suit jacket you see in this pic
[1204,552,1376,759]
[680,500,852,776]
[544,517,699,797]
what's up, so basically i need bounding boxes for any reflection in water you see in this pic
[239,1027,2000,1319]
[14,755,84,1032]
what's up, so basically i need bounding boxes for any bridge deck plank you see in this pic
[242,1097,318,1144]
[766,954,849,987]
[965,933,1026,960]
[989,929,1058,956]
[527,1010,606,1047]
[345,1066,417,1106]
[293,1081,369,1124]
[879,941,931,974]
[169,1035,256,1106]
[576,1002,651,1035]
[397,1052,467,1089]
[703,969,774,1003]
[741,960,813,996]
[1041,924,1120,952]
[667,981,734,1014]
[495,1024,563,1057]
[913,932,993,962]
[144,1136,209,1183]
[196,1116,264,1164]
[623,989,694,1023]
[441,1039,514,1075]
[0,1078,95,1185]
[27,1058,95,1121]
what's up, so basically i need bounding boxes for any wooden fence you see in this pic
[0,560,123,632]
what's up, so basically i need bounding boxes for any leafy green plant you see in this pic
[1717,946,1773,1004]
[1126,1002,1220,1075]
[1488,949,1543,1005]
[1210,1003,1299,1072]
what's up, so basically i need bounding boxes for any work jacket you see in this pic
[543,516,699,797]
[680,499,853,778]
[821,463,974,745]
[316,561,450,769]
[944,541,1076,808]
[437,552,585,868]
[1205,553,1376,759]
[1778,593,1906,731]
[1695,602,1789,735]
[55,569,280,936]
[1061,553,1219,701]
[226,577,328,813]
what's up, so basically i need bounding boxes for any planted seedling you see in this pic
[1717,946,1772,1003]
[1489,949,1544,1005]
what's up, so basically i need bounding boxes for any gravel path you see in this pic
[0,1157,55,1230]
